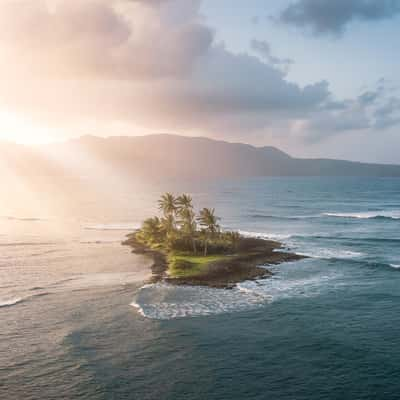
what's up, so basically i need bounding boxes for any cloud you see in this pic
[0,0,398,146]
[0,0,336,139]
[304,106,370,142]
[278,0,400,36]
[251,16,260,25]
[250,39,294,73]
[0,0,212,79]
[373,97,400,129]
[302,81,400,141]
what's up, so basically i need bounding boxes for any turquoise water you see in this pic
[2,177,400,399]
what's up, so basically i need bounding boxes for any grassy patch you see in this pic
[168,254,230,278]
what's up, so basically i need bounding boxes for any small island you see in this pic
[123,193,305,288]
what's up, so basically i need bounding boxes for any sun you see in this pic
[0,110,53,144]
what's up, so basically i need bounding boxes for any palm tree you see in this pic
[176,194,193,212]
[178,207,197,254]
[139,217,162,244]
[160,214,177,249]
[197,208,220,256]
[176,194,197,253]
[158,193,177,218]
[160,213,175,233]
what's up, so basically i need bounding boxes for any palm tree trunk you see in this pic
[204,238,208,256]
[192,237,197,255]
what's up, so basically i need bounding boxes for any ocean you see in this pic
[2,176,400,399]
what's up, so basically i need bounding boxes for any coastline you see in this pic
[123,233,306,289]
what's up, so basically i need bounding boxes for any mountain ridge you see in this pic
[2,134,400,178]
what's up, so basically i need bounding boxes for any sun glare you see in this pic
[0,110,53,144]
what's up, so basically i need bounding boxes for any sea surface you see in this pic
[2,177,400,399]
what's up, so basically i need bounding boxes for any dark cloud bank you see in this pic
[279,0,400,36]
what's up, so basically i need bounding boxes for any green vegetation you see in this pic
[133,193,242,278]
[168,254,230,278]
[125,193,305,287]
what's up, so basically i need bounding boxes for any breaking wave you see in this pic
[238,230,364,260]
[0,297,24,308]
[0,292,50,309]
[131,283,272,320]
[1,216,47,222]
[238,230,294,241]
[323,211,400,220]
[294,248,364,260]
[249,214,319,221]
[249,210,400,221]
[132,270,340,320]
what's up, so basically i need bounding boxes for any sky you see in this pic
[0,0,400,163]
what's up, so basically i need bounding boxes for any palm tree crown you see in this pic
[176,195,197,254]
[176,194,193,211]
[158,193,177,217]
[197,208,220,234]
[197,208,220,256]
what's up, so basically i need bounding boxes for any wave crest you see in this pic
[131,271,338,320]
[131,283,272,320]
[323,211,400,220]
[0,297,23,308]
[238,230,293,241]
[249,214,319,221]
[1,216,46,222]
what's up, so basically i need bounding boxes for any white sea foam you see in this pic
[249,214,320,220]
[131,283,272,320]
[294,248,364,260]
[323,211,400,220]
[237,272,338,302]
[1,271,149,310]
[238,230,293,241]
[0,292,53,309]
[132,270,340,320]
[390,264,400,269]
[238,230,363,260]
[131,301,146,317]
[1,216,47,222]
[0,297,23,307]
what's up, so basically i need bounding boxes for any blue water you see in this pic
[2,177,400,399]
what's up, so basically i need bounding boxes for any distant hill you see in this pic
[2,134,400,179]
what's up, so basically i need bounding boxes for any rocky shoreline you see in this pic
[123,233,306,289]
